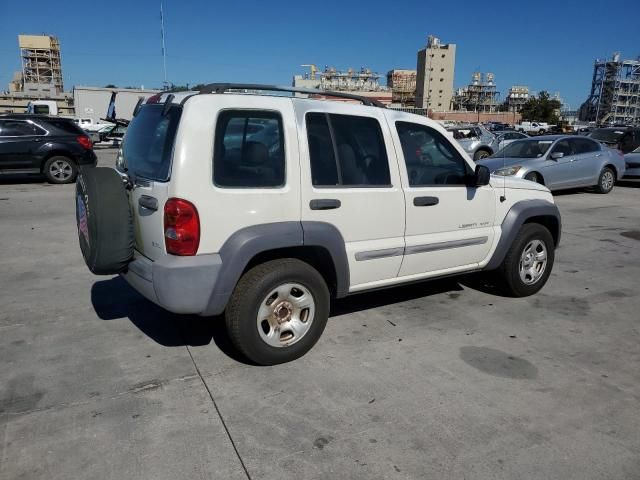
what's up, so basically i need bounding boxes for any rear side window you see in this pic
[306,112,391,187]
[122,104,181,182]
[571,138,599,154]
[0,120,43,137]
[214,110,285,188]
[43,119,84,135]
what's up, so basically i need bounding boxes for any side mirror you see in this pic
[474,164,491,186]
[550,152,564,160]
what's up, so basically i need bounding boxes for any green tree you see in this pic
[520,91,561,124]
[104,84,117,88]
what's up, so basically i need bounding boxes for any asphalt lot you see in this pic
[1,147,639,480]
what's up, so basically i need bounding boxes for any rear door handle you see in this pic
[413,196,439,207]
[310,199,341,210]
[138,195,158,211]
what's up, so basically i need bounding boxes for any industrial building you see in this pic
[451,72,500,113]
[579,53,640,126]
[17,34,64,94]
[387,69,416,106]
[293,65,392,105]
[415,36,456,111]
[505,85,530,113]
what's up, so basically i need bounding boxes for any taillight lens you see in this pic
[146,93,162,104]
[164,198,200,256]
[77,135,92,150]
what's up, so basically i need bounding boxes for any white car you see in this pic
[516,121,554,135]
[76,84,561,365]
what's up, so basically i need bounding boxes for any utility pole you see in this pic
[160,1,168,90]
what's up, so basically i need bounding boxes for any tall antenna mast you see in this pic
[160,1,168,89]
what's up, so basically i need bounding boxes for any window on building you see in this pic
[440,78,444,82]
[213,110,285,188]
[307,112,391,187]
[440,68,444,72]
[441,54,446,58]
[396,122,471,186]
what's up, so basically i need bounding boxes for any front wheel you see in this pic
[496,224,555,297]
[474,149,490,161]
[225,259,330,365]
[595,167,615,194]
[524,172,543,184]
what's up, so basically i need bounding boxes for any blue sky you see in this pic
[1,0,639,109]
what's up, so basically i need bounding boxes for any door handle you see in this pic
[310,199,341,210]
[413,196,439,207]
[138,195,158,211]
[33,138,42,142]
[595,153,603,157]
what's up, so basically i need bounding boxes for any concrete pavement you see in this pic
[1,148,639,479]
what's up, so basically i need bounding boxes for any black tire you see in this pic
[225,259,330,365]
[76,167,134,275]
[538,129,545,135]
[474,149,491,161]
[496,223,555,297]
[595,167,615,194]
[524,171,543,184]
[43,156,78,184]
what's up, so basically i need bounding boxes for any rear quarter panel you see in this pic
[169,95,301,255]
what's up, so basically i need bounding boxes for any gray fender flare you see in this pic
[203,221,349,316]
[484,200,561,271]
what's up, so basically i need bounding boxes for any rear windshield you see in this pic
[122,104,181,181]
[43,119,85,135]
[589,129,624,143]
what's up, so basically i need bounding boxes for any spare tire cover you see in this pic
[76,167,134,274]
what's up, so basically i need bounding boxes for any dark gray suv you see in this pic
[0,114,97,184]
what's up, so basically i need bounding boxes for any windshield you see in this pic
[121,104,181,181]
[496,139,554,158]
[589,129,625,143]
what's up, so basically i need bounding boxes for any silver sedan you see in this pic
[477,135,626,193]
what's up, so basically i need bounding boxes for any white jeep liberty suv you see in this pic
[76,84,560,365]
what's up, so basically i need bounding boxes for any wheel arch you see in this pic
[484,200,561,271]
[603,163,619,179]
[202,221,349,316]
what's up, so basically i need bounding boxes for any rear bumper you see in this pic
[121,251,222,315]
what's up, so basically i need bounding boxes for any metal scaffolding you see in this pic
[19,35,63,93]
[387,70,417,106]
[580,53,640,126]
[452,72,500,113]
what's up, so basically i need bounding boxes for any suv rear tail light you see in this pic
[164,198,200,256]
[77,135,93,150]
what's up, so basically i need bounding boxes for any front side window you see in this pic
[396,121,471,186]
[306,113,391,187]
[550,139,573,157]
[214,110,285,188]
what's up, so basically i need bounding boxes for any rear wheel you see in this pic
[44,156,77,184]
[595,167,615,194]
[496,224,555,297]
[225,259,330,365]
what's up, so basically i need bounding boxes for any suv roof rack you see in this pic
[196,83,385,108]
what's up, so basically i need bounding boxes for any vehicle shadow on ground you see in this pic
[91,274,503,363]
[617,179,640,189]
[91,276,247,363]
[0,174,48,185]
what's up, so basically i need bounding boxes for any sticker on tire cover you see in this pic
[77,194,90,247]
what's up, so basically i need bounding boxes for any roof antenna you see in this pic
[499,129,507,203]
[160,1,168,90]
